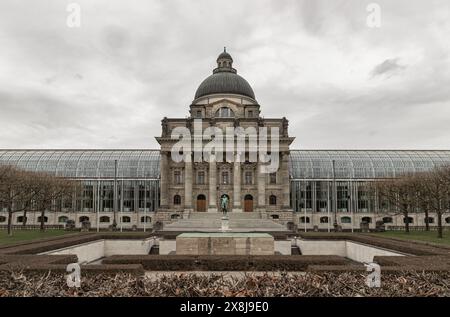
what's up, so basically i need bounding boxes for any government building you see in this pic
[1,50,450,231]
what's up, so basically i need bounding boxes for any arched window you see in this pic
[446,217,450,224]
[58,216,68,223]
[320,217,329,223]
[37,216,48,223]
[362,217,372,224]
[215,107,234,118]
[173,195,181,205]
[79,216,90,223]
[99,216,110,223]
[300,216,310,224]
[341,217,351,224]
[121,216,131,223]
[141,216,151,223]
[425,217,434,224]
[403,217,414,224]
[0,216,6,223]
[382,217,393,224]
[269,195,277,205]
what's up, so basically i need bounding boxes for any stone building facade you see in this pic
[155,50,295,222]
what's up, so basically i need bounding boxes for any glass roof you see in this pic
[1,150,449,180]
[0,150,160,179]
[289,150,450,179]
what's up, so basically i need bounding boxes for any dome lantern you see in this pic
[214,47,236,74]
[194,48,256,100]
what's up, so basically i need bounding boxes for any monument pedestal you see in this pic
[176,233,274,255]
[221,216,230,232]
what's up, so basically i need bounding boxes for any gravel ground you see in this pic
[1,270,450,297]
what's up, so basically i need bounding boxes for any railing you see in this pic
[385,225,450,231]
[0,225,65,230]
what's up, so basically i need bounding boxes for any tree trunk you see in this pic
[7,207,13,236]
[424,206,429,231]
[404,210,410,233]
[22,210,27,227]
[40,208,45,231]
[437,212,443,239]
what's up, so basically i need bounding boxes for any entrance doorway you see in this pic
[244,194,253,212]
[197,194,206,212]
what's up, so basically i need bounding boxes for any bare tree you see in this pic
[1,165,81,234]
[415,166,450,238]
[33,173,79,231]
[0,166,36,236]
[370,174,417,233]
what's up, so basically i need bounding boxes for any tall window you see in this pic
[269,195,277,205]
[197,171,205,184]
[173,195,181,205]
[222,171,230,184]
[269,172,277,184]
[196,110,202,118]
[216,107,234,118]
[245,171,252,185]
[174,171,182,184]
[248,110,253,117]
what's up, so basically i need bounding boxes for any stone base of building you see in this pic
[1,211,448,231]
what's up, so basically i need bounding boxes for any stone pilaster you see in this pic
[233,154,242,212]
[257,162,266,209]
[281,152,291,209]
[184,154,193,211]
[208,155,217,212]
[159,151,169,209]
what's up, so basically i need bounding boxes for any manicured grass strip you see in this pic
[374,230,450,246]
[0,230,71,246]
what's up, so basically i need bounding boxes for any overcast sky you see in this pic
[0,0,449,150]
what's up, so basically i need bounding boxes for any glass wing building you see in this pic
[1,149,450,230]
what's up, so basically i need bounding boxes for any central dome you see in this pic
[194,49,256,100]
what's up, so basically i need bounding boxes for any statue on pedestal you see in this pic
[220,194,229,217]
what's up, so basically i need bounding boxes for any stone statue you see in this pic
[161,117,168,136]
[220,194,229,217]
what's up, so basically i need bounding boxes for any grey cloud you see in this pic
[0,0,449,150]
[370,58,406,78]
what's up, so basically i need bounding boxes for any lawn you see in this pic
[374,230,450,246]
[0,230,72,246]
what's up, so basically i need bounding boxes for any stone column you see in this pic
[257,162,266,209]
[281,152,291,209]
[184,153,193,211]
[233,154,242,212]
[159,151,169,209]
[208,155,217,212]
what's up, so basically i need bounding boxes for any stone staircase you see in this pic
[162,212,288,233]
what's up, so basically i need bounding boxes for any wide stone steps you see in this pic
[189,212,262,220]
[163,212,287,232]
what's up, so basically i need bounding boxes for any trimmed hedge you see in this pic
[0,233,156,255]
[102,255,352,271]
[297,232,447,256]
[0,263,144,276]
